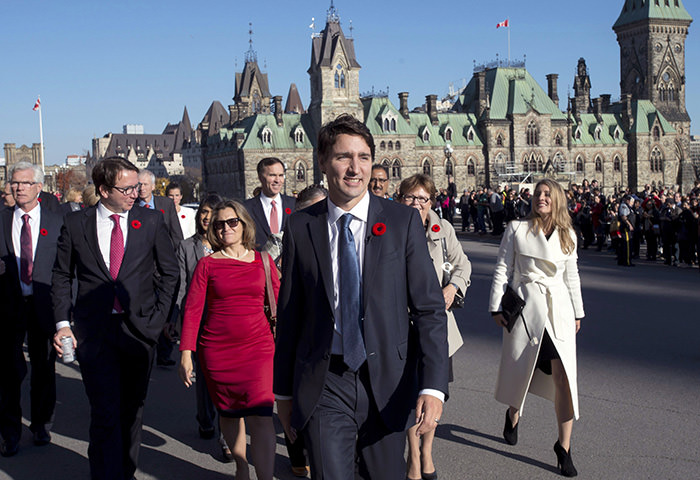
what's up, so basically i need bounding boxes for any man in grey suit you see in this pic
[274,115,448,479]
[243,157,296,250]
[0,162,63,456]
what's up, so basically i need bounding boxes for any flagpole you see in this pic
[37,95,45,173]
[508,19,511,65]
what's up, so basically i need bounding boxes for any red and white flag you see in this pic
[497,19,509,28]
[32,97,41,111]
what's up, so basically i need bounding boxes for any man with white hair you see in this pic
[0,162,63,456]
[137,170,183,249]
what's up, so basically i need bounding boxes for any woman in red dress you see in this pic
[179,200,278,480]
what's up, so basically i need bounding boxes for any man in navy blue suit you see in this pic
[0,162,63,456]
[274,115,448,479]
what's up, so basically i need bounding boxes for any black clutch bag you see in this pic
[500,285,525,333]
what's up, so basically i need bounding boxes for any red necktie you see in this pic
[270,200,279,234]
[20,213,33,284]
[109,214,124,313]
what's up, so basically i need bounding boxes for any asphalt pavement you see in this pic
[3,232,699,479]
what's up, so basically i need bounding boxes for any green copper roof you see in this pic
[632,100,677,134]
[408,112,483,147]
[614,0,692,29]
[212,114,315,151]
[457,67,567,121]
[570,114,628,146]
[362,97,414,136]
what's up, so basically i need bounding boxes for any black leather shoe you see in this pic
[33,427,51,446]
[198,426,215,439]
[157,358,176,367]
[0,438,19,457]
[503,409,518,445]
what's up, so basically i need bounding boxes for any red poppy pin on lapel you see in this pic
[431,224,441,233]
[372,222,386,236]
[40,228,48,236]
[160,209,165,214]
[285,207,292,215]
[181,214,186,219]
[38,197,42,203]
[131,220,142,229]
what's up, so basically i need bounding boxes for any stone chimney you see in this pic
[476,71,488,117]
[398,92,410,120]
[621,94,634,130]
[593,97,603,119]
[546,74,559,106]
[273,96,283,126]
[600,94,611,112]
[228,104,238,124]
[426,94,439,126]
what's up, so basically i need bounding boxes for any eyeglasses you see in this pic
[370,177,388,184]
[402,194,431,205]
[213,218,243,231]
[10,181,38,188]
[110,183,141,196]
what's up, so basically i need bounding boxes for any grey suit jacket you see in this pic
[175,234,206,311]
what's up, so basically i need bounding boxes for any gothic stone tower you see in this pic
[308,2,363,136]
[614,0,694,188]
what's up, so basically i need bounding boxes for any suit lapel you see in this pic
[2,208,15,257]
[306,203,334,308]
[362,195,384,304]
[119,209,143,277]
[82,206,111,279]
[254,196,272,237]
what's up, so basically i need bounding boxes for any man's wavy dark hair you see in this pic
[92,156,139,196]
[317,114,375,164]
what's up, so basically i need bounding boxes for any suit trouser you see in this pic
[195,355,216,432]
[302,356,405,480]
[0,297,56,443]
[78,314,154,480]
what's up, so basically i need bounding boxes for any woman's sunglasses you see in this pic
[212,217,243,231]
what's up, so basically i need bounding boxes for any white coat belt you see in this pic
[519,273,564,340]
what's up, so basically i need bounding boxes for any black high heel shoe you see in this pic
[553,441,578,477]
[502,409,518,445]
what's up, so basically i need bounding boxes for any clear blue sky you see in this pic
[1,0,698,165]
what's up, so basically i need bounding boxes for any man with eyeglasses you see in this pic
[369,164,390,198]
[51,156,179,480]
[0,162,64,457]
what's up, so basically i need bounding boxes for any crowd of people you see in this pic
[0,113,630,480]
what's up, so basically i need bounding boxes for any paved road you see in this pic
[3,233,700,479]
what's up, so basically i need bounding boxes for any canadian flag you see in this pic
[497,19,509,29]
[32,97,41,111]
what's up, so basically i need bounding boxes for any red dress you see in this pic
[180,252,279,417]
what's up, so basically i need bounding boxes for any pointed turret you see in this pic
[232,23,272,122]
[284,83,305,114]
[614,0,691,29]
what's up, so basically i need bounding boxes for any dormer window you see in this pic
[467,128,475,142]
[444,127,453,142]
[421,127,430,142]
[381,110,398,133]
[261,127,272,144]
[575,127,582,140]
[614,127,622,140]
[594,125,602,141]
[293,126,304,143]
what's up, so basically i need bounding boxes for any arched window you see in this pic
[555,133,563,146]
[467,159,475,176]
[614,156,621,172]
[340,72,345,88]
[388,141,393,150]
[334,72,339,88]
[523,160,529,172]
[423,130,430,142]
[262,129,271,143]
[554,152,565,172]
[468,130,475,142]
[653,126,661,140]
[395,141,401,150]
[529,156,537,172]
[576,157,584,172]
[296,163,306,181]
[380,141,386,150]
[444,127,452,142]
[651,148,663,172]
[445,159,453,176]
[595,156,602,172]
[496,134,504,147]
[295,129,304,143]
[252,92,262,113]
[422,158,432,176]
[391,159,402,179]
[537,157,543,172]
[384,119,390,131]
[335,64,345,89]
[390,118,396,131]
[527,121,539,146]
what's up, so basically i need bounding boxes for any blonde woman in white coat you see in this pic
[399,174,471,480]
[489,179,584,477]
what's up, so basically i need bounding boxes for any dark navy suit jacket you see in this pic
[244,194,296,250]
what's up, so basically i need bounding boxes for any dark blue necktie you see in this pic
[338,213,366,371]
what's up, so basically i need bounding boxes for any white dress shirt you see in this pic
[12,204,41,296]
[177,206,197,239]
[259,193,283,232]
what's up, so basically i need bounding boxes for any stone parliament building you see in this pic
[196,0,694,198]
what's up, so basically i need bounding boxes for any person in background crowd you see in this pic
[504,189,518,224]
[446,175,457,220]
[489,179,585,478]
[398,174,471,480]
[591,194,606,251]
[138,170,184,248]
[516,188,531,219]
[459,189,471,232]
[2,182,17,209]
[678,200,698,267]
[295,184,328,211]
[174,194,234,462]
[630,198,642,259]
[82,184,99,207]
[489,187,506,235]
[58,188,83,217]
[243,157,296,250]
[38,190,60,213]
[0,162,63,457]
[477,187,490,234]
[368,164,390,198]
[642,200,660,261]
[167,182,197,240]
[659,198,681,266]
[179,200,278,480]
[52,157,179,480]
[616,195,635,267]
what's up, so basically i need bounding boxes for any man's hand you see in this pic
[276,398,297,443]
[414,394,443,436]
[53,327,76,357]
[442,284,457,310]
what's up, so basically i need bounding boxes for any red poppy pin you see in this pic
[40,228,48,236]
[131,220,142,229]
[431,224,441,233]
[181,214,186,219]
[372,222,386,236]
[160,209,165,214]
[285,207,292,215]
[37,197,42,203]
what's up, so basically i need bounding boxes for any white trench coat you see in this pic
[488,220,585,419]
